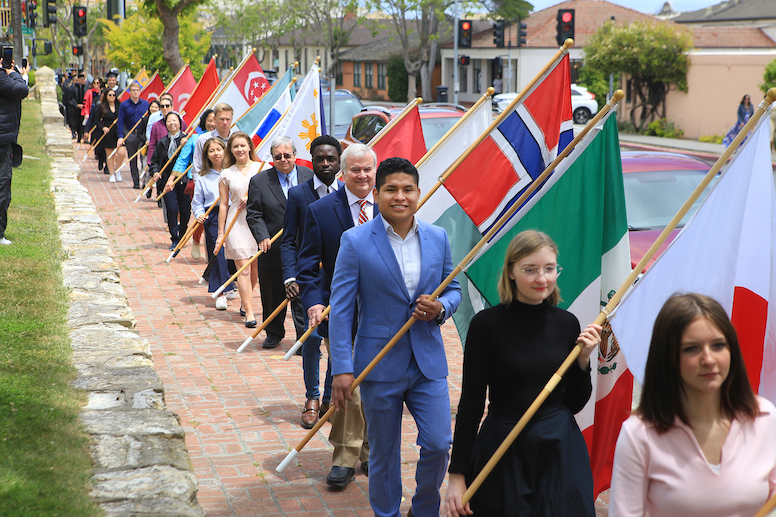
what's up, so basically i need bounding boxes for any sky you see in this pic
[526,0,717,15]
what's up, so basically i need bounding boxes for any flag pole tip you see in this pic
[612,89,624,102]
[486,86,495,96]
[767,88,776,104]
[417,97,423,104]
[563,38,574,49]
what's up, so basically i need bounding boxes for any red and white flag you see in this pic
[370,105,426,165]
[211,54,270,121]
[166,64,197,112]
[609,115,776,400]
[139,72,165,103]
[182,57,220,127]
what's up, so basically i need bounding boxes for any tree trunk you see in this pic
[156,1,185,75]
[407,72,418,101]
[421,39,438,101]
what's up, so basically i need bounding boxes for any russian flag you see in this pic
[610,114,776,401]
[444,55,573,234]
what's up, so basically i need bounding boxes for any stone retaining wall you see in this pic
[37,67,205,517]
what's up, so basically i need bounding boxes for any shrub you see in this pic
[618,119,637,134]
[387,55,408,102]
[699,134,723,144]
[645,118,684,139]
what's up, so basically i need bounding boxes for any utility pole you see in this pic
[11,0,23,63]
[453,0,459,105]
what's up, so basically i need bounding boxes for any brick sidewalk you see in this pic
[74,147,609,516]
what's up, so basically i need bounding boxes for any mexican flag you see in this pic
[464,112,633,498]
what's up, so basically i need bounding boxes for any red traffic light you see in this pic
[72,46,78,54]
[78,8,85,16]
[562,11,573,23]
[461,21,470,31]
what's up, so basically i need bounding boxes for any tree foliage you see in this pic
[101,10,209,82]
[213,0,296,65]
[583,20,692,132]
[387,54,409,101]
[761,58,776,94]
[480,0,531,23]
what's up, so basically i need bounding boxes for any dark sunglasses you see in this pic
[273,153,294,161]
[160,103,172,108]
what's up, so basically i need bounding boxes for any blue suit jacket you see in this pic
[329,215,462,383]
[280,177,320,282]
[297,186,377,337]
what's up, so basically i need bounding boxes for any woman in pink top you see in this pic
[610,293,776,517]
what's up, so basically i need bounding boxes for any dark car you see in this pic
[340,103,466,151]
[320,89,365,140]
[622,151,717,271]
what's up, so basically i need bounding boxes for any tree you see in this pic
[101,10,209,81]
[142,0,206,75]
[213,0,297,66]
[760,58,776,94]
[583,20,692,132]
[480,0,531,25]
[370,0,455,102]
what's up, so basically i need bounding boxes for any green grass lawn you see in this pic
[0,99,101,516]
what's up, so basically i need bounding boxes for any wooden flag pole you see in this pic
[367,98,422,149]
[237,298,290,353]
[282,306,330,360]
[179,55,217,122]
[155,163,193,202]
[275,91,625,473]
[211,228,283,299]
[108,108,150,160]
[457,88,776,507]
[122,143,148,175]
[166,195,221,262]
[82,118,118,161]
[754,492,776,517]
[232,75,298,127]
[416,40,573,211]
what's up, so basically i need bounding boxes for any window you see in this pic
[365,62,374,88]
[473,59,481,93]
[460,61,468,93]
[377,63,386,90]
[336,61,343,86]
[570,59,582,84]
[353,62,361,87]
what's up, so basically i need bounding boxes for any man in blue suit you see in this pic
[329,157,461,517]
[297,143,376,488]
[280,135,341,429]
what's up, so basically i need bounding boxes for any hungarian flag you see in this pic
[234,67,295,146]
[139,71,164,102]
[369,105,426,165]
[182,57,220,127]
[609,115,776,400]
[210,53,270,121]
[166,64,197,112]
[254,65,323,170]
[464,112,632,499]
[416,52,573,343]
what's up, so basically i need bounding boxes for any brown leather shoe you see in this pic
[319,401,331,419]
[407,508,413,517]
[301,399,319,429]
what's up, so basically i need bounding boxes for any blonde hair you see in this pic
[199,137,226,176]
[497,230,562,306]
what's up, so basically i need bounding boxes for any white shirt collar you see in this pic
[381,216,419,238]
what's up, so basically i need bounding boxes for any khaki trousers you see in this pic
[326,338,370,467]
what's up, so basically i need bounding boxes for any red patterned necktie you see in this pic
[358,199,368,226]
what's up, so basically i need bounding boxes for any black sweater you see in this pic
[449,300,592,474]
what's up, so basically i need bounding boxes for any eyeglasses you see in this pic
[107,93,116,97]
[518,265,562,279]
[160,103,172,108]
[273,153,294,161]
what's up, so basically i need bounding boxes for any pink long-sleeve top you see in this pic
[610,396,776,517]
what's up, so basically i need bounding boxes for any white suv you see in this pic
[492,83,599,124]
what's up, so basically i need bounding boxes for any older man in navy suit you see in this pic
[329,157,461,517]
[280,135,341,429]
[297,143,376,488]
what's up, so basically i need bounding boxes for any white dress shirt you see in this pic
[313,174,339,199]
[381,216,421,297]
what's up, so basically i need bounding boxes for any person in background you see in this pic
[609,293,776,517]
[445,230,600,517]
[723,94,754,147]
[95,88,123,183]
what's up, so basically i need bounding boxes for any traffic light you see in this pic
[458,19,472,48]
[72,45,83,56]
[493,20,504,48]
[556,9,575,46]
[459,55,470,67]
[518,21,527,47]
[42,0,57,27]
[73,6,87,36]
[28,0,38,28]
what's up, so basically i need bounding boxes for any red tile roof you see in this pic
[691,25,776,47]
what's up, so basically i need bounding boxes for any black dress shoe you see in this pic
[245,320,257,329]
[326,466,355,488]
[360,461,368,476]
[262,338,280,349]
[239,306,246,317]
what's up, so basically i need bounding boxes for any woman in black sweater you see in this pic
[445,230,602,517]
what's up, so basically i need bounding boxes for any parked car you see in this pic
[622,151,717,271]
[264,69,279,86]
[492,83,598,124]
[340,103,466,151]
[320,89,365,140]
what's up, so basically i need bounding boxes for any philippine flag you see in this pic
[609,114,776,400]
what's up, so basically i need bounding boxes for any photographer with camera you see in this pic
[0,46,30,246]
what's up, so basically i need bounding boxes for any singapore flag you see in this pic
[212,53,270,121]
